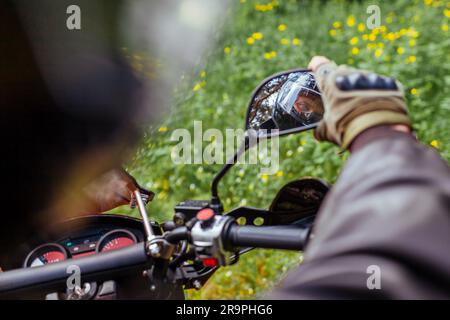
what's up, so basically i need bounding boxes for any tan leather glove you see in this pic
[312,61,411,149]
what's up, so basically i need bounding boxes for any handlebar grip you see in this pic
[0,242,149,295]
[226,225,310,251]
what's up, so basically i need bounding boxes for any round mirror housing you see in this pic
[245,69,324,138]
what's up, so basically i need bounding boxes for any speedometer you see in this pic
[23,243,69,268]
[96,229,137,253]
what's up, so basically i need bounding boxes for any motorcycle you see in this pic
[0,69,329,300]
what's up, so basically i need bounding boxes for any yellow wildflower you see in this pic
[407,28,420,38]
[430,140,439,148]
[442,24,449,31]
[333,21,342,29]
[252,32,263,40]
[424,0,433,5]
[261,174,269,182]
[374,48,383,58]
[409,39,416,46]
[224,46,231,54]
[386,32,396,41]
[158,126,168,133]
[357,23,366,32]
[255,3,274,11]
[362,34,369,41]
[292,38,301,45]
[351,47,360,55]
[410,88,418,95]
[369,34,377,41]
[397,47,405,54]
[247,37,255,45]
[408,55,417,62]
[329,29,337,37]
[193,83,202,91]
[278,24,287,31]
[280,38,290,45]
[445,8,450,17]
[200,71,206,78]
[349,36,359,45]
[276,170,284,177]
[264,51,277,60]
[347,15,356,27]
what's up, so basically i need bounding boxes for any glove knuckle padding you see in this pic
[314,63,411,149]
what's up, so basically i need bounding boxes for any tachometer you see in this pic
[96,229,137,253]
[24,243,69,268]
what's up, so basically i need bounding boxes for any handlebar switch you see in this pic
[190,214,235,266]
[196,208,215,228]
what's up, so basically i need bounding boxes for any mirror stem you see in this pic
[211,133,252,214]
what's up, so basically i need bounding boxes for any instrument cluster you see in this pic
[21,215,149,268]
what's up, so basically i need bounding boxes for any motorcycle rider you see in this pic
[2,1,449,299]
[269,56,450,299]
[273,72,324,130]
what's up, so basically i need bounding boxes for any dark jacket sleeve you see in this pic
[269,132,450,299]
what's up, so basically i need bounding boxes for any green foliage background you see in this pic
[113,0,450,299]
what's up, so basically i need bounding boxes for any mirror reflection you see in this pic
[247,71,324,132]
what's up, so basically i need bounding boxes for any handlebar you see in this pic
[225,224,310,251]
[0,221,311,296]
[0,242,150,296]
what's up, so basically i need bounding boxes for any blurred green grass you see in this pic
[114,0,450,299]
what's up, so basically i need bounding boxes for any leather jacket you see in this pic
[270,130,450,299]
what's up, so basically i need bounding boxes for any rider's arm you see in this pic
[269,58,450,299]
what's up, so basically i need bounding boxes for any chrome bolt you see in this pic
[193,280,202,290]
[148,243,161,257]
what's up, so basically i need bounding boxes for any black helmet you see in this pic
[272,72,323,130]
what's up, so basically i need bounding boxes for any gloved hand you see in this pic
[308,56,412,149]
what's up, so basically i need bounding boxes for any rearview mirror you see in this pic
[245,69,324,136]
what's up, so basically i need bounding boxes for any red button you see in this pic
[202,257,218,267]
[196,208,215,221]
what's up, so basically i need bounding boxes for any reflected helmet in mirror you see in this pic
[273,72,323,130]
